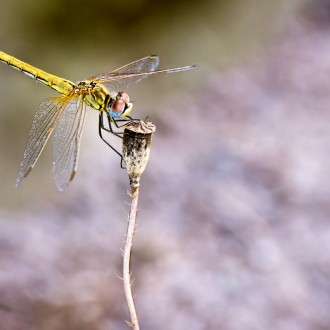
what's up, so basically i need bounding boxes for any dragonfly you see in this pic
[0,51,196,191]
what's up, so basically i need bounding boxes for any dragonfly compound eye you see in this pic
[112,99,126,114]
[117,92,129,103]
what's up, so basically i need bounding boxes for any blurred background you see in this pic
[0,0,330,329]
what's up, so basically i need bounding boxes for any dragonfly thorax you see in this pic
[75,80,108,111]
[75,80,132,118]
[75,80,98,93]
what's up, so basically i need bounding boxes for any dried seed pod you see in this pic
[122,120,156,191]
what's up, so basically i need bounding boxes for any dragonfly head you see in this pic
[108,92,132,118]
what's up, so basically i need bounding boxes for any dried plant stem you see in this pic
[122,120,156,329]
[123,185,140,329]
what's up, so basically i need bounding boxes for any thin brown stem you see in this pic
[123,186,140,329]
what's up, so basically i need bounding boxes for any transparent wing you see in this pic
[94,66,197,93]
[16,96,70,187]
[88,55,196,93]
[52,96,87,191]
[88,55,159,92]
[89,55,160,80]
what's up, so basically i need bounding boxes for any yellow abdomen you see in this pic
[0,51,75,95]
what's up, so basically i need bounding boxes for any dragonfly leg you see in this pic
[98,112,123,137]
[98,113,142,169]
[99,112,124,160]
[112,115,133,127]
